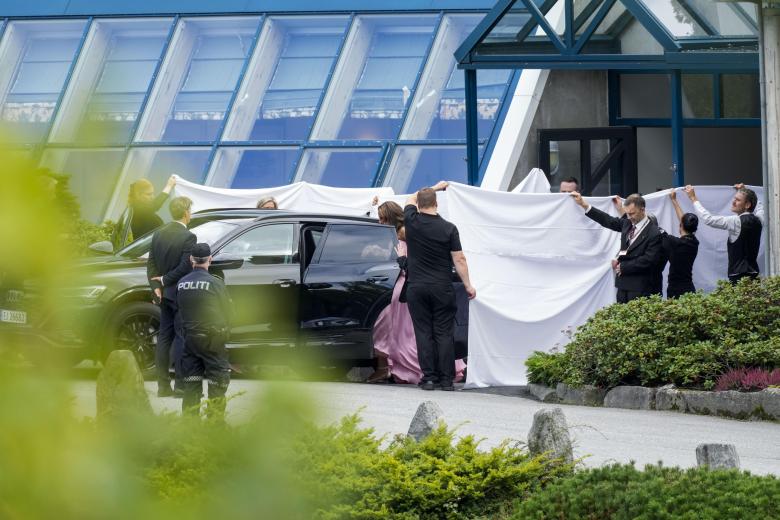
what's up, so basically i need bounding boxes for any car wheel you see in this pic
[106,302,160,372]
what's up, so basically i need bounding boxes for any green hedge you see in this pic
[526,277,780,389]
[513,463,780,519]
[289,416,573,519]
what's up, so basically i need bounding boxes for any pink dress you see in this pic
[372,240,466,384]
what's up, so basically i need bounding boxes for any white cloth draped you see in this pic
[171,177,765,388]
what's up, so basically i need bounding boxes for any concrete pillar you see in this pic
[762,4,780,276]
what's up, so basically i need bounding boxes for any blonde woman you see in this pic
[128,175,176,239]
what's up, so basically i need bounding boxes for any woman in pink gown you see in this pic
[368,201,465,384]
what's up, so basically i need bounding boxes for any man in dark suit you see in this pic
[148,196,196,397]
[572,192,663,304]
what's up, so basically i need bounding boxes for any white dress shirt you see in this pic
[693,199,764,243]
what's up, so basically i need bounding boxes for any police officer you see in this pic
[176,243,232,415]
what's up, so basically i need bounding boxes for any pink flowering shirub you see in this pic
[715,367,780,391]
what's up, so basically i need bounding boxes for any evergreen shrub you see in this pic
[512,463,780,520]
[525,278,780,389]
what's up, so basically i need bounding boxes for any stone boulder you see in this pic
[527,407,573,463]
[528,383,560,403]
[655,384,686,412]
[696,443,740,469]
[682,389,763,420]
[407,401,444,441]
[96,350,152,420]
[759,388,780,419]
[556,383,606,406]
[604,386,656,410]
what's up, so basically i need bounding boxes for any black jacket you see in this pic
[147,221,197,301]
[130,192,169,240]
[586,206,663,293]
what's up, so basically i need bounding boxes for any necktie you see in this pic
[628,224,636,241]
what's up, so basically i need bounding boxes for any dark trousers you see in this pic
[156,297,184,388]
[616,289,648,304]
[729,273,758,285]
[181,331,231,415]
[406,283,456,385]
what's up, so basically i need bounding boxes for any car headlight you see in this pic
[62,285,107,304]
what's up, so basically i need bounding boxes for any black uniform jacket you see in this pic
[147,222,197,301]
[586,206,664,293]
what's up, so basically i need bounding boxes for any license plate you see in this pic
[0,309,27,324]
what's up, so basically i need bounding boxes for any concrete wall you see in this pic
[508,69,608,190]
[505,68,761,196]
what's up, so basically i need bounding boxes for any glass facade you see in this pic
[0,11,515,221]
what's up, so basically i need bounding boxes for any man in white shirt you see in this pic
[684,183,764,283]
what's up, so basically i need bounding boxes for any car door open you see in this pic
[212,222,300,356]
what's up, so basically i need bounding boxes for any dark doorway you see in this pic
[539,126,637,196]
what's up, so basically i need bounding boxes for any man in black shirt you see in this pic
[404,181,476,391]
[147,196,196,397]
[176,243,233,415]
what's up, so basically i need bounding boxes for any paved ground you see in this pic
[70,378,780,476]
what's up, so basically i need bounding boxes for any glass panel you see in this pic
[136,17,260,143]
[295,147,382,187]
[385,146,468,193]
[682,74,713,118]
[224,16,350,142]
[686,0,757,37]
[51,18,173,144]
[480,9,532,44]
[589,139,611,196]
[721,74,759,118]
[312,15,437,141]
[40,149,125,222]
[619,73,671,118]
[221,223,296,264]
[207,147,299,188]
[642,0,706,37]
[319,225,396,264]
[0,20,87,144]
[548,140,580,192]
[111,147,211,218]
[402,14,512,142]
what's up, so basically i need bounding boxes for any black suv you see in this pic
[2,210,406,369]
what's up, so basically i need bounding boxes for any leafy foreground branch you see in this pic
[1,370,779,519]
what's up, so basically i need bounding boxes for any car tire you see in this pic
[104,301,160,373]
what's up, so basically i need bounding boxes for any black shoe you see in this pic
[157,385,174,398]
[439,384,455,391]
[173,388,185,399]
[419,381,436,391]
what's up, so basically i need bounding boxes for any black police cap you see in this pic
[191,243,211,258]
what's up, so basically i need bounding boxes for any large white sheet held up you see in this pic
[439,183,765,388]
[170,177,764,389]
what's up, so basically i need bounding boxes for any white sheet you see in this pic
[170,177,765,388]
[512,168,551,193]
[440,183,765,388]
[173,177,394,217]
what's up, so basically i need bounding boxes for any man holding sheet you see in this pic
[572,192,663,304]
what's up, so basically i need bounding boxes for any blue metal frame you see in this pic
[464,68,480,185]
[0,1,501,17]
[670,69,683,186]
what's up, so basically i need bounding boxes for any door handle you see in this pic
[367,275,389,283]
[273,279,297,288]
